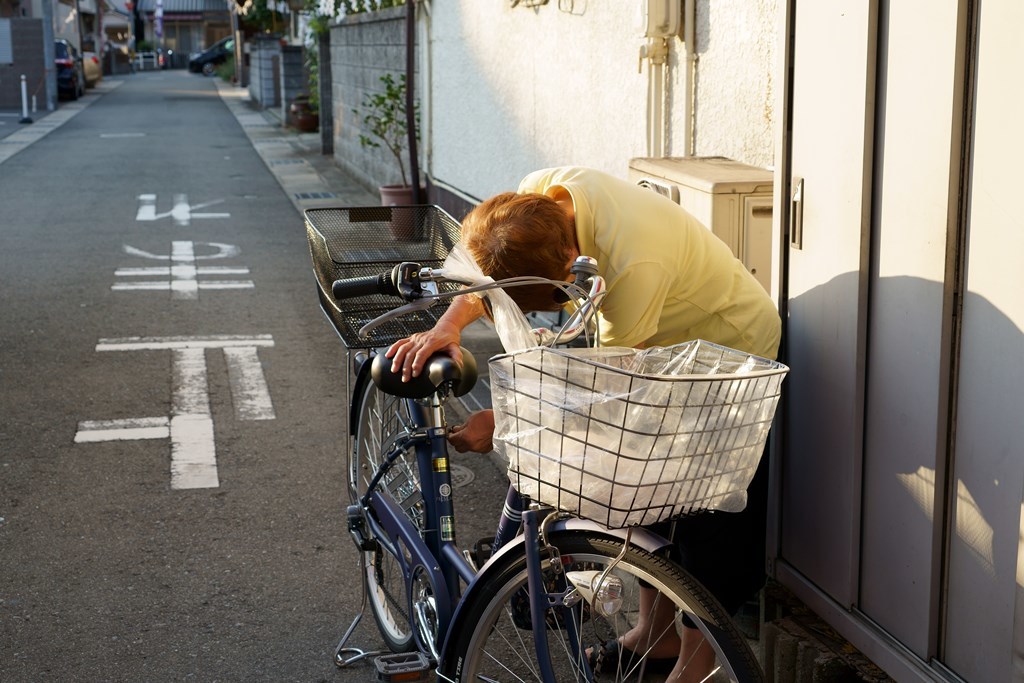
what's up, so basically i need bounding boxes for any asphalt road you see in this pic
[0,71,508,682]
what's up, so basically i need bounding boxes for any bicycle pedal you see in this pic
[373,651,432,682]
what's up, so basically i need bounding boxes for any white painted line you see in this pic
[170,348,218,489]
[136,194,157,221]
[134,196,231,224]
[112,281,254,292]
[197,281,254,290]
[171,241,197,299]
[114,242,253,298]
[173,348,211,417]
[170,415,219,489]
[78,335,276,489]
[223,346,276,420]
[75,417,170,442]
[124,242,241,261]
[96,335,274,352]
[111,282,176,291]
[172,194,190,226]
[115,267,250,276]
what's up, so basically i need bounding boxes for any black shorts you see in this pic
[646,446,770,617]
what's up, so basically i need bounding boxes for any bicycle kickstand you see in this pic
[333,558,387,668]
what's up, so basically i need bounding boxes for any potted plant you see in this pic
[289,94,319,132]
[354,73,420,211]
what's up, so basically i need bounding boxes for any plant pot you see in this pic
[288,96,319,132]
[379,184,418,241]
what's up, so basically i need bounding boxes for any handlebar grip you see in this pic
[332,271,399,300]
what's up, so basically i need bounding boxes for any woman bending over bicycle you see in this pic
[386,166,781,682]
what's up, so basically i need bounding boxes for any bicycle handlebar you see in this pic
[332,271,399,300]
[330,256,606,346]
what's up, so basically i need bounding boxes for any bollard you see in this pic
[19,75,33,124]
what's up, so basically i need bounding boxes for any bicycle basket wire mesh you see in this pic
[305,205,462,349]
[489,340,789,528]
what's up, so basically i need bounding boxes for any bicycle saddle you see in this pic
[371,347,478,399]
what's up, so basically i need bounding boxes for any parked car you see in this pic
[55,39,85,100]
[82,50,102,87]
[188,36,234,76]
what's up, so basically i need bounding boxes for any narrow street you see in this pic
[0,70,506,681]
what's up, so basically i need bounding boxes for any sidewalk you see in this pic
[213,81,378,211]
[0,79,123,164]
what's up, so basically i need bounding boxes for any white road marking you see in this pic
[135,194,231,225]
[171,348,218,488]
[224,346,276,420]
[136,194,157,221]
[74,417,170,442]
[114,241,253,298]
[96,334,274,352]
[77,335,276,490]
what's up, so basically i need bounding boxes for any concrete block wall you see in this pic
[328,6,409,192]
[0,19,46,110]
[248,36,281,109]
[277,45,306,121]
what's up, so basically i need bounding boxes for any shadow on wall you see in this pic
[783,272,1024,678]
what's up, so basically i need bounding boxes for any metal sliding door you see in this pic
[943,2,1024,680]
[780,0,875,608]
[780,0,1024,680]
[859,0,965,659]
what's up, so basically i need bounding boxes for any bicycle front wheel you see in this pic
[438,531,762,682]
[351,379,422,653]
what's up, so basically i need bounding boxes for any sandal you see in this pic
[588,638,678,675]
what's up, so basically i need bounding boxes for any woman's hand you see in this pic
[385,320,463,382]
[447,409,495,453]
[384,294,485,381]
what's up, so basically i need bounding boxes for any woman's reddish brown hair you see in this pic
[461,192,576,312]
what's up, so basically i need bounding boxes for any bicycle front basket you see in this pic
[305,205,462,349]
[490,340,789,528]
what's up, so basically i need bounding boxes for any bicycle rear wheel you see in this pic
[438,531,763,682]
[351,379,423,653]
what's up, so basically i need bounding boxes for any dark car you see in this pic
[188,36,234,76]
[55,39,85,100]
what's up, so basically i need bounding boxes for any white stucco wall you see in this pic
[424,0,776,201]
[692,0,777,168]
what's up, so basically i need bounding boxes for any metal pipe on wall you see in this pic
[405,0,422,203]
[682,0,695,157]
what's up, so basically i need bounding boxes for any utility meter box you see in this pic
[628,157,774,292]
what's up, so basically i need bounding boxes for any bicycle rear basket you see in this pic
[490,340,789,528]
[305,205,462,349]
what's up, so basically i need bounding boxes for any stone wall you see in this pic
[0,19,46,110]
[328,7,409,193]
[248,36,281,109]
[278,45,306,122]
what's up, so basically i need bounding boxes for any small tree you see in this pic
[353,73,419,188]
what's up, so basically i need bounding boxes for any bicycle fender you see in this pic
[438,518,673,672]
[348,351,374,436]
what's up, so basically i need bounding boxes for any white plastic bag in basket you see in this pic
[440,243,536,352]
[489,341,788,526]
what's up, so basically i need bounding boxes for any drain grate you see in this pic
[294,191,336,200]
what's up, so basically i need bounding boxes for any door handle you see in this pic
[790,177,804,250]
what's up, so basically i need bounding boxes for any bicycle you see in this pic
[305,205,788,682]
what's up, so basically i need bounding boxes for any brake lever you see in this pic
[357,284,440,340]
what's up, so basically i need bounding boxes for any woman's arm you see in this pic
[384,294,486,381]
